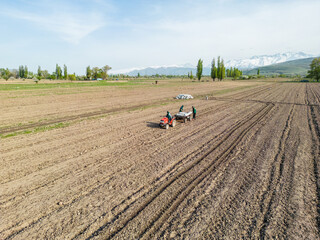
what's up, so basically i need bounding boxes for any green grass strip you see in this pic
[0,122,70,138]
[0,80,143,91]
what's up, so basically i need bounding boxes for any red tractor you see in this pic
[159,116,176,129]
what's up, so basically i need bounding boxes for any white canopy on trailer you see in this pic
[175,111,192,117]
[175,94,193,99]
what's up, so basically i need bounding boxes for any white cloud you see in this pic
[1,5,106,44]
[119,0,320,65]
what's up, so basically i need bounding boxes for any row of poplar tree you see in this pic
[189,57,243,81]
[17,64,74,80]
[15,64,112,80]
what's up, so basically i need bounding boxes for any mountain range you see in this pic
[243,57,315,76]
[224,52,314,69]
[113,52,316,76]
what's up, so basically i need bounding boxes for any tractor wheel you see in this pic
[183,118,186,123]
[165,124,169,129]
[187,116,191,121]
[171,120,176,127]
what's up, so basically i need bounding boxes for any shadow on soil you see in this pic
[146,122,160,128]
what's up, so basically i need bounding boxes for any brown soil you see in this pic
[1,81,320,239]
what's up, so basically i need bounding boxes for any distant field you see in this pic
[0,80,142,91]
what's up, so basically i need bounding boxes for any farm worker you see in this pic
[192,106,196,119]
[166,111,172,122]
[179,105,184,112]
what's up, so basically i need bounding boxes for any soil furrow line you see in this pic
[1,84,272,238]
[306,84,320,235]
[192,111,273,239]
[0,84,270,136]
[257,106,294,239]
[0,99,173,135]
[158,109,273,239]
[83,104,273,239]
[70,104,261,239]
[1,101,251,237]
[138,104,274,240]
[1,173,116,239]
[70,103,270,239]
[0,99,242,205]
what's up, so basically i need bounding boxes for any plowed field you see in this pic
[1,80,320,239]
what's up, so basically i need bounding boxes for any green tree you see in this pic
[55,64,62,79]
[42,70,50,79]
[68,73,76,81]
[137,72,140,77]
[233,68,242,79]
[101,65,111,80]
[211,58,217,81]
[196,58,203,81]
[37,66,42,80]
[257,68,260,76]
[308,58,320,82]
[220,59,225,80]
[190,71,194,80]
[3,68,10,80]
[19,65,24,78]
[86,66,92,80]
[24,65,28,78]
[217,56,222,81]
[92,67,100,80]
[226,69,230,77]
[230,67,234,77]
[63,64,67,80]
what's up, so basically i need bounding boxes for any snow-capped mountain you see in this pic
[225,52,314,69]
[110,63,194,75]
[111,52,315,76]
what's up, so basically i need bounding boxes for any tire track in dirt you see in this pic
[220,84,274,100]
[157,103,277,239]
[257,106,295,239]
[121,105,275,240]
[199,83,306,239]
[0,84,273,136]
[70,105,260,239]
[4,83,311,240]
[1,83,265,189]
[1,83,279,239]
[306,84,320,235]
[248,84,314,239]
[0,96,244,206]
[1,99,254,238]
[72,85,279,239]
[78,104,274,239]
[0,102,157,135]
[201,104,295,239]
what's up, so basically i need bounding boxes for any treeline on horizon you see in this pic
[3,56,318,81]
[189,57,243,81]
[0,64,113,81]
[0,56,244,81]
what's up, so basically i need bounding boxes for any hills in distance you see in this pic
[117,52,317,76]
[243,57,315,76]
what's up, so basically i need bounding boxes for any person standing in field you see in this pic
[166,111,172,122]
[179,105,184,112]
[192,106,196,119]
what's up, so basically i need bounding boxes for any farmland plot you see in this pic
[1,81,320,239]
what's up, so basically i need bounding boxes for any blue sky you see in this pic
[0,0,320,74]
